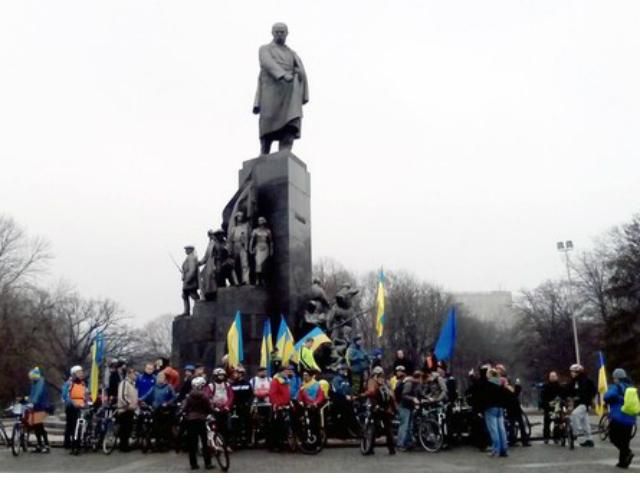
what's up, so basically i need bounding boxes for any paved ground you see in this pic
[0,416,637,473]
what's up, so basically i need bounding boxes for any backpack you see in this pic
[621,386,640,416]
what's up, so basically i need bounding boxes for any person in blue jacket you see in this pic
[136,363,157,399]
[604,368,637,469]
[140,371,176,449]
[28,367,51,453]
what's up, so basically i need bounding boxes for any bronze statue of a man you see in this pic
[181,245,199,316]
[253,22,309,155]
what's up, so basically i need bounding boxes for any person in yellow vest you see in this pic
[299,337,320,374]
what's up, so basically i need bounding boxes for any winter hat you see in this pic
[28,367,42,380]
[612,368,628,380]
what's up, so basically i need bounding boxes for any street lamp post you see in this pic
[557,240,581,364]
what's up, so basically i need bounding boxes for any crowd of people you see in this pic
[8,350,638,470]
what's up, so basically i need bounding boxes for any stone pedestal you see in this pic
[172,151,311,372]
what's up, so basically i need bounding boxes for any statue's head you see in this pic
[184,245,194,254]
[235,211,245,222]
[258,216,267,226]
[272,22,288,45]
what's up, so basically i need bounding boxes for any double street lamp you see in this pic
[557,240,581,364]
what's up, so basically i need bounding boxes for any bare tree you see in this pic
[0,215,51,293]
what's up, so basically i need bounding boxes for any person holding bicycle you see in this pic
[140,371,177,449]
[569,363,596,447]
[397,370,422,451]
[604,368,636,469]
[230,365,253,447]
[116,367,138,452]
[363,366,396,455]
[209,368,234,440]
[540,371,565,444]
[63,365,89,450]
[27,367,51,453]
[269,365,293,450]
[183,377,214,470]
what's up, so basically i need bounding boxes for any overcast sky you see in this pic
[1,1,639,325]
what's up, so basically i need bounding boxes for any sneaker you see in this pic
[190,465,200,471]
[31,446,43,453]
[580,440,594,447]
[42,446,50,454]
[499,452,509,457]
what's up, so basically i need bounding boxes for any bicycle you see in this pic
[414,400,445,453]
[549,398,574,450]
[0,407,12,448]
[296,402,326,455]
[206,412,230,472]
[271,404,297,452]
[598,411,637,441]
[71,405,96,455]
[137,404,154,453]
[10,401,33,457]
[249,398,272,447]
[98,406,119,455]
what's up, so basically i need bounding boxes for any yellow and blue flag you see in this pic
[260,318,274,375]
[595,351,608,417]
[276,315,296,365]
[292,327,332,363]
[375,268,386,337]
[226,310,244,368]
[90,333,104,402]
[434,307,457,361]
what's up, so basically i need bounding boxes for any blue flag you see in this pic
[434,307,457,361]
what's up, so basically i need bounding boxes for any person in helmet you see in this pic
[604,368,636,469]
[363,366,396,455]
[569,363,597,447]
[62,365,88,450]
[183,376,214,470]
[230,365,253,447]
[178,364,196,402]
[210,367,234,438]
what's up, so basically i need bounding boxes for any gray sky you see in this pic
[1,1,639,325]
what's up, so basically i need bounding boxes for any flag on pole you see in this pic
[434,307,457,361]
[90,332,104,402]
[375,268,386,338]
[292,327,332,364]
[260,318,274,375]
[595,351,608,417]
[226,310,244,368]
[276,315,296,365]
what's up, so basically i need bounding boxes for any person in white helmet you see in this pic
[210,368,234,439]
[183,376,214,470]
[569,363,597,447]
[62,365,87,449]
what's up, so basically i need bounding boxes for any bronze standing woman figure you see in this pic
[250,216,273,286]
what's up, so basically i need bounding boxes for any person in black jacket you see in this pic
[466,366,491,450]
[540,371,566,443]
[482,369,510,457]
[230,365,253,447]
[183,377,214,470]
[392,350,415,374]
[569,364,596,447]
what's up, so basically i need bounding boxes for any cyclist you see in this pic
[299,370,326,407]
[397,370,422,451]
[230,366,253,446]
[604,368,636,469]
[363,366,396,455]
[177,364,196,402]
[496,364,530,447]
[209,368,234,439]
[27,367,51,453]
[250,366,272,401]
[107,360,124,406]
[156,357,181,390]
[183,377,214,470]
[140,371,177,449]
[116,367,138,452]
[540,370,565,444]
[269,366,292,450]
[569,363,596,447]
[135,363,156,400]
[63,365,89,450]
[285,364,301,401]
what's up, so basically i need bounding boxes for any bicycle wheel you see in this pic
[360,421,375,455]
[211,432,230,472]
[11,423,23,457]
[419,418,443,453]
[567,422,574,450]
[140,428,152,454]
[102,422,118,455]
[598,414,609,441]
[522,411,532,439]
[0,425,10,448]
[632,423,637,439]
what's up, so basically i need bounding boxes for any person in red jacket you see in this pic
[268,366,293,451]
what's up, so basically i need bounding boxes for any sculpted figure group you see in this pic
[179,213,273,316]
